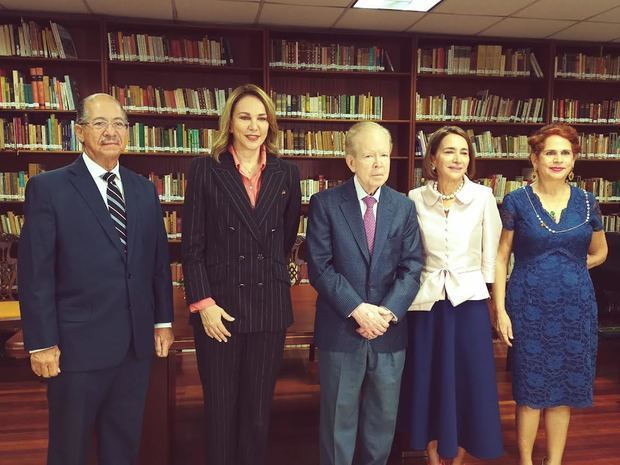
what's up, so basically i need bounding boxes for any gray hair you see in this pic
[345,121,392,157]
[76,93,128,124]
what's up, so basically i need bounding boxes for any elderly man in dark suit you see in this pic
[307,121,423,465]
[18,93,174,465]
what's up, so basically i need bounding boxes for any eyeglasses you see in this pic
[82,119,129,131]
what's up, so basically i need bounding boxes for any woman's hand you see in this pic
[495,310,513,347]
[199,304,235,342]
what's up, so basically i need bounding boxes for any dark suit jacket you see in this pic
[18,156,173,372]
[307,178,422,353]
[182,151,301,332]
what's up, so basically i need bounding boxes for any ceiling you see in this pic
[1,0,620,42]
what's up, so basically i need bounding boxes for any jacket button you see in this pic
[257,253,264,260]
[239,255,245,261]
[257,282,264,287]
[271,228,276,232]
[229,226,236,231]
[238,283,245,288]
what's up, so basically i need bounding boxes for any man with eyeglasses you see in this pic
[18,93,174,465]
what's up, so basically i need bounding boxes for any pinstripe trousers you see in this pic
[193,320,286,465]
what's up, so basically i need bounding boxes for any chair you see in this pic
[0,233,18,301]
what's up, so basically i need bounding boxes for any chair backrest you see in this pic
[288,234,307,286]
[0,233,18,300]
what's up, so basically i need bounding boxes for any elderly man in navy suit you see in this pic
[18,93,174,465]
[307,121,423,465]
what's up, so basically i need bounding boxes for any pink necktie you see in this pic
[363,196,377,254]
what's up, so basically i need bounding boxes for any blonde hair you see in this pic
[210,84,279,161]
[345,121,392,157]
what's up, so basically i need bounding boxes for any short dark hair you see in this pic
[422,125,476,180]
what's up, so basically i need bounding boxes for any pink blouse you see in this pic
[408,177,502,311]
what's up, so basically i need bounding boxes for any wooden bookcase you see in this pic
[1,10,619,318]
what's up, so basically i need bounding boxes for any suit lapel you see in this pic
[370,186,395,272]
[212,153,261,244]
[339,179,370,265]
[67,157,126,261]
[253,157,285,227]
[119,167,139,264]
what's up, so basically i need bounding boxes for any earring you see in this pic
[431,165,436,172]
[568,171,575,181]
[531,170,537,182]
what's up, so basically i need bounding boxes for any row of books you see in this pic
[570,178,620,202]
[0,171,28,201]
[554,53,620,80]
[126,123,214,154]
[416,130,530,159]
[552,99,620,124]
[297,215,308,235]
[270,40,391,72]
[416,91,545,123]
[0,115,82,151]
[416,130,620,159]
[170,262,183,285]
[278,129,347,157]
[477,175,529,201]
[163,211,182,240]
[110,84,231,115]
[0,68,77,110]
[417,45,543,78]
[149,172,186,202]
[300,177,345,203]
[602,214,620,233]
[0,211,22,236]
[0,19,77,59]
[271,92,383,120]
[107,32,233,65]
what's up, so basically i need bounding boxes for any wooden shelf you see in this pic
[554,77,620,85]
[122,152,201,158]
[0,150,80,156]
[124,112,219,120]
[417,73,543,82]
[0,108,76,115]
[160,201,184,205]
[270,68,409,78]
[281,155,408,160]
[0,56,100,65]
[415,120,544,127]
[278,117,409,124]
[108,61,262,74]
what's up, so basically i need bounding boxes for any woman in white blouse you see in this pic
[398,126,504,465]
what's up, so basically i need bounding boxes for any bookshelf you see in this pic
[1,11,619,326]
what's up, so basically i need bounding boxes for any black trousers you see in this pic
[46,350,151,465]
[193,322,286,465]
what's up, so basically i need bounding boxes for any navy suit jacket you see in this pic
[307,178,422,353]
[18,156,173,372]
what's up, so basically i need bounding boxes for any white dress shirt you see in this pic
[353,175,381,218]
[408,176,501,311]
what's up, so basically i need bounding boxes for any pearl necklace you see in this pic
[523,186,590,234]
[433,179,465,200]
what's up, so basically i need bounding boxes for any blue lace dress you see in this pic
[501,185,603,408]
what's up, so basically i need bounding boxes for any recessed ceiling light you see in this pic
[352,0,442,12]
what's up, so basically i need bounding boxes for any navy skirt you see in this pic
[397,299,504,459]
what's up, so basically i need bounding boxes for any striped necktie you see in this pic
[102,172,127,252]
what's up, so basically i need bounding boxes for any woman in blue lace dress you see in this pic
[493,123,608,465]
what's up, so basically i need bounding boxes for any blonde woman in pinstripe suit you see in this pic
[182,84,301,465]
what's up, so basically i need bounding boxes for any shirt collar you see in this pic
[353,175,381,203]
[229,144,267,173]
[82,152,120,180]
[421,175,474,206]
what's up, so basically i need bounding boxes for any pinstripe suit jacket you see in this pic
[182,151,302,333]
